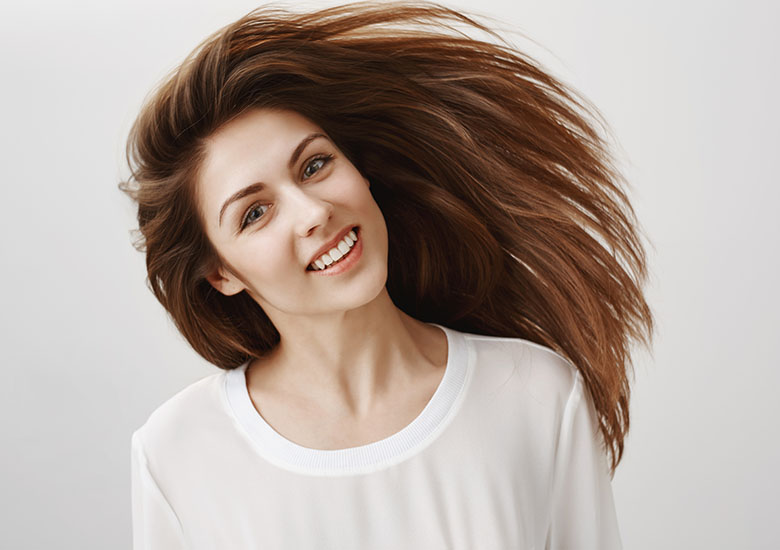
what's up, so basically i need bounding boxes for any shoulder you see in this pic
[455,330,586,468]
[461,331,581,406]
[132,371,227,452]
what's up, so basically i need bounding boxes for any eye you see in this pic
[238,153,335,232]
[302,153,334,180]
[240,203,269,230]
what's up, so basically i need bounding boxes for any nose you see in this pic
[284,184,333,237]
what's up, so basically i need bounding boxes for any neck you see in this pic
[246,290,446,420]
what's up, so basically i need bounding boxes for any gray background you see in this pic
[1,0,778,548]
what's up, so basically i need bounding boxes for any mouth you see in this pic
[306,226,360,272]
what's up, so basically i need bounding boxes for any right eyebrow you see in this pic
[218,181,266,228]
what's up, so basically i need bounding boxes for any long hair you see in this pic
[119,0,654,475]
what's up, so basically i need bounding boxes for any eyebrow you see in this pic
[217,132,329,227]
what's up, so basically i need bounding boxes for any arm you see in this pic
[131,429,189,550]
[545,371,623,550]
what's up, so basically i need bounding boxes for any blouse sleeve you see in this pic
[545,371,623,550]
[131,429,189,550]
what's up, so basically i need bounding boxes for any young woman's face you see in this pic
[196,107,389,318]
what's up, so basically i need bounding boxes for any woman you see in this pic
[121,2,654,548]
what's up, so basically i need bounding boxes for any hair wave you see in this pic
[119,0,655,474]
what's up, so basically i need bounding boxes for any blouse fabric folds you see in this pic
[131,324,623,549]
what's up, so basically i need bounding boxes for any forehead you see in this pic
[196,108,321,215]
[202,108,319,180]
[209,107,318,148]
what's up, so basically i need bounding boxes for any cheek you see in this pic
[244,247,277,272]
[352,180,379,211]
[235,242,298,281]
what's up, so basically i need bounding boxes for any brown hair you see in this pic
[119,0,654,475]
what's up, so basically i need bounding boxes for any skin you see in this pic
[196,107,448,449]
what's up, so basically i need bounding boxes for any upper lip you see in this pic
[307,225,356,267]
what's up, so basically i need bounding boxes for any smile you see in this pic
[307,227,362,275]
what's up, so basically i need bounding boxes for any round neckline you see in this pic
[223,322,471,476]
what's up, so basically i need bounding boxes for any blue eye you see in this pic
[303,153,334,179]
[240,203,269,230]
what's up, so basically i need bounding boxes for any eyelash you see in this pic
[239,153,335,231]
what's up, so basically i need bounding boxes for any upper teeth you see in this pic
[310,229,358,270]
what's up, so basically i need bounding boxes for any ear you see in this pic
[205,265,245,296]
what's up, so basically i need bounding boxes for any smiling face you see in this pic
[196,107,389,320]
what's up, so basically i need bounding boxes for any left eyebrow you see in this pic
[217,132,329,227]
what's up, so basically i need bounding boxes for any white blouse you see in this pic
[131,323,623,549]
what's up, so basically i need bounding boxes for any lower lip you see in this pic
[307,227,363,276]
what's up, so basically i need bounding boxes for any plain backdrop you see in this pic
[1,0,778,548]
